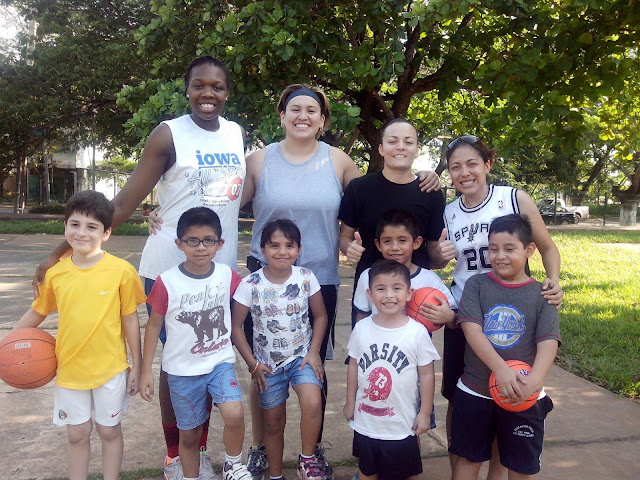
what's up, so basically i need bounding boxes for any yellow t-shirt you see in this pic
[32,252,146,389]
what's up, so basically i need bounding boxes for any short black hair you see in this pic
[368,259,411,289]
[177,207,222,239]
[489,214,533,246]
[65,190,114,230]
[379,118,416,144]
[184,56,231,94]
[375,208,420,241]
[260,218,301,248]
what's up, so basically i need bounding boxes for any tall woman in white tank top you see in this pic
[33,56,246,480]
[437,135,563,480]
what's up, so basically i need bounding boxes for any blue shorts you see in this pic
[167,362,243,430]
[258,356,322,409]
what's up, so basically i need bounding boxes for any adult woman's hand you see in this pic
[148,207,163,235]
[417,170,441,192]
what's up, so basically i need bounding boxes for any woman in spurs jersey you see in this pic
[437,135,563,480]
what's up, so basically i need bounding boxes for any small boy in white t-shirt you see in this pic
[344,259,441,480]
[231,218,331,480]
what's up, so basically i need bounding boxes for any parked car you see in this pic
[537,198,590,220]
[538,205,579,225]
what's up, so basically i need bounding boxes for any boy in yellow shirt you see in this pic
[15,190,146,480]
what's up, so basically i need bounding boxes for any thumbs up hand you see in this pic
[437,228,456,261]
[347,231,366,264]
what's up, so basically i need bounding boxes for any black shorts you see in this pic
[449,388,554,475]
[441,326,467,401]
[353,431,422,480]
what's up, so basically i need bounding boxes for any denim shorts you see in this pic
[167,362,242,430]
[258,356,322,409]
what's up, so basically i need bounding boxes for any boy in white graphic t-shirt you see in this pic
[344,259,440,480]
[141,207,250,480]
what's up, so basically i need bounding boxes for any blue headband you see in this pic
[283,89,323,110]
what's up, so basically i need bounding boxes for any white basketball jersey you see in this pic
[444,185,519,303]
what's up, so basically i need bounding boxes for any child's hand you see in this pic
[418,294,455,328]
[139,371,154,402]
[437,229,456,262]
[300,351,324,381]
[346,232,365,264]
[495,364,527,403]
[343,401,355,421]
[413,411,431,435]
[127,365,141,396]
[252,363,272,393]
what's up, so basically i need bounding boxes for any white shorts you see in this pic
[53,370,129,427]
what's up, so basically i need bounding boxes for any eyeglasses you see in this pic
[179,237,222,247]
[446,135,479,152]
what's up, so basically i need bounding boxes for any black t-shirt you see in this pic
[338,170,446,281]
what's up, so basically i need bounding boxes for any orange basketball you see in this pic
[0,328,57,389]
[488,360,539,412]
[405,287,449,332]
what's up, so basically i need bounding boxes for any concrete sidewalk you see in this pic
[1,234,639,480]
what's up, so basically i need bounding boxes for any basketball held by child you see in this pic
[405,287,449,332]
[488,360,540,412]
[0,328,57,389]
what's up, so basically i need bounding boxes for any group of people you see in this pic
[17,55,563,480]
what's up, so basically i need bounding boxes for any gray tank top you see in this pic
[250,141,342,285]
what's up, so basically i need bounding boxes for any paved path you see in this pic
[0,234,639,479]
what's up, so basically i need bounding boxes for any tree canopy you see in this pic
[2,0,640,221]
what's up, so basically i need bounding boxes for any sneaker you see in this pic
[164,456,184,480]
[223,461,253,480]
[297,456,331,480]
[246,446,268,480]
[200,449,219,480]
[314,444,334,480]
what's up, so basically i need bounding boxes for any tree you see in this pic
[0,0,154,203]
[122,0,640,173]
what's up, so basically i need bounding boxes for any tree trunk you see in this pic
[619,200,638,226]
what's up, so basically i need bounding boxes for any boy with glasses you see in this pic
[141,207,251,480]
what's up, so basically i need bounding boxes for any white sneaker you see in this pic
[223,461,253,480]
[200,449,219,480]
[164,456,184,480]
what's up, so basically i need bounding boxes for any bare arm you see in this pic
[15,308,47,329]
[122,311,142,395]
[139,310,164,402]
[330,146,361,190]
[343,356,358,421]
[414,362,435,434]
[230,300,271,392]
[240,149,265,208]
[517,190,563,306]
[301,290,328,380]
[513,339,558,405]
[33,124,175,297]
